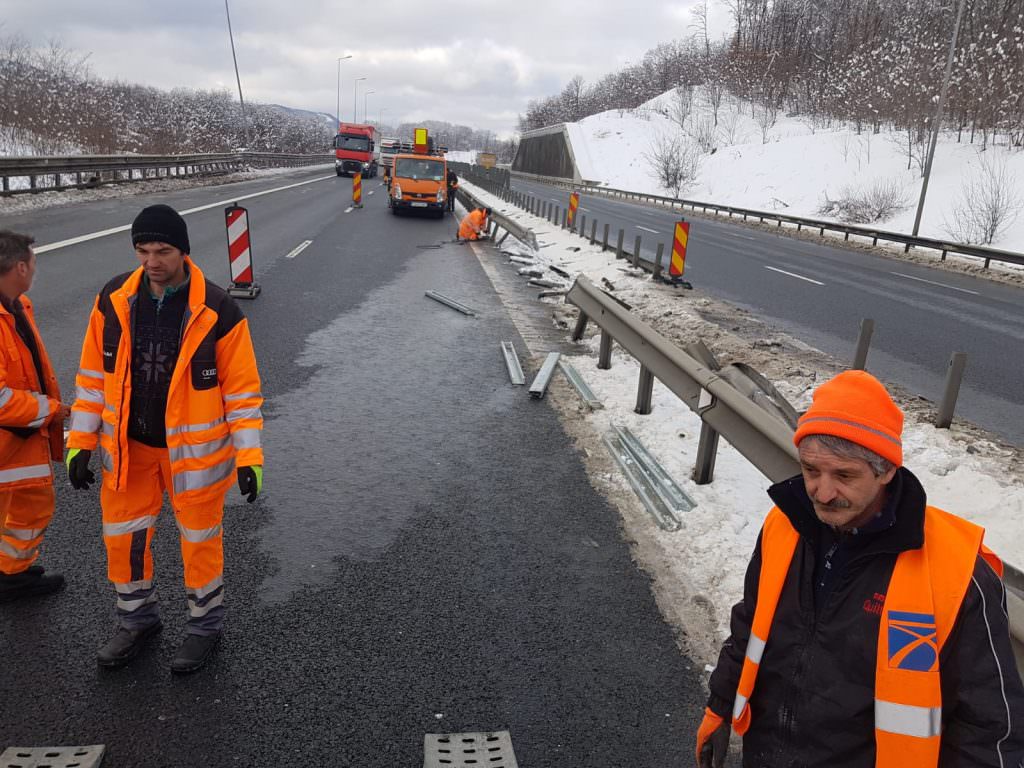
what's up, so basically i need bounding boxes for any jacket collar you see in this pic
[767,466,926,556]
[119,257,207,312]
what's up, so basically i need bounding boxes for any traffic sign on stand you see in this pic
[567,191,580,230]
[353,172,363,208]
[224,203,261,299]
[661,219,692,289]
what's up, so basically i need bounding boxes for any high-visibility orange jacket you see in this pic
[0,295,62,488]
[68,259,263,506]
[708,469,1024,768]
[458,209,488,240]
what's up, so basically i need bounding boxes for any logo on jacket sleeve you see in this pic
[886,611,938,671]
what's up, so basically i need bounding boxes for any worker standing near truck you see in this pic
[446,169,459,212]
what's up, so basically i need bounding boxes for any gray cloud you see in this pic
[1,0,732,135]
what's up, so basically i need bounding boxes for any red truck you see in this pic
[333,122,379,177]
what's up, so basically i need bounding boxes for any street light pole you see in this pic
[336,55,352,129]
[364,90,375,123]
[379,107,388,129]
[224,0,250,148]
[911,0,968,238]
[353,77,366,122]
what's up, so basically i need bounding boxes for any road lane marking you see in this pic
[764,266,824,285]
[368,190,375,196]
[344,206,354,213]
[892,272,979,296]
[636,225,660,234]
[34,173,336,254]
[284,240,313,259]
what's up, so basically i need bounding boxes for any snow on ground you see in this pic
[0,163,335,215]
[565,89,1024,254]
[444,150,478,165]
[462,178,1024,663]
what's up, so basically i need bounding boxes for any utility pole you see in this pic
[336,55,352,129]
[224,0,250,148]
[912,0,968,238]
[353,77,366,122]
[364,90,375,123]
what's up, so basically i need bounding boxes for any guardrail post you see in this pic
[635,365,654,415]
[578,213,586,237]
[590,219,597,245]
[936,352,968,429]
[616,229,625,259]
[598,330,613,369]
[572,312,589,341]
[602,223,610,251]
[852,319,874,370]
[553,205,560,225]
[693,423,720,485]
[542,200,548,219]
[654,243,665,280]
[562,209,568,230]
[633,235,642,267]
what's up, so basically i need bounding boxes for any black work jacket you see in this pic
[707,468,1024,768]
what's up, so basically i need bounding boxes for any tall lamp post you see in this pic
[363,90,375,123]
[353,77,366,122]
[911,0,968,238]
[379,107,389,130]
[224,0,250,148]
[336,55,352,129]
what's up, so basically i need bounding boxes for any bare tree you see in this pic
[944,152,1022,244]
[818,177,909,223]
[756,102,779,143]
[645,133,702,197]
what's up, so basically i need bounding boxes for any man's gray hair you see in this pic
[799,433,896,477]
[0,230,35,275]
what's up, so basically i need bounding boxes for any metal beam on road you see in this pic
[501,341,526,385]
[558,359,603,409]
[528,352,561,399]
[425,290,476,316]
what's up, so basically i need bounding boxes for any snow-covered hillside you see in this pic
[564,88,1024,252]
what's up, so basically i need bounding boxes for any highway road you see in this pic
[511,177,1024,447]
[0,170,710,767]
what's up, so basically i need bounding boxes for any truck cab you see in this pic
[389,153,448,217]
[334,122,379,177]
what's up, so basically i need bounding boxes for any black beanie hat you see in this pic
[131,204,190,254]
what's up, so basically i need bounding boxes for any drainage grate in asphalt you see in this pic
[0,745,105,768]
[424,730,519,768]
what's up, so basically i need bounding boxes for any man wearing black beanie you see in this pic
[66,203,265,674]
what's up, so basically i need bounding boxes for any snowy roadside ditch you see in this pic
[461,178,1024,666]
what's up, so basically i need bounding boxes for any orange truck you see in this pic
[388,129,449,217]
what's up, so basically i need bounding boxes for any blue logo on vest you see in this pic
[887,610,938,671]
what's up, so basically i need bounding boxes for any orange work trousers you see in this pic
[0,481,55,574]
[101,440,227,634]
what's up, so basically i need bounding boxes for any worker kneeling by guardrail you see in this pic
[458,207,491,241]
[697,370,1024,768]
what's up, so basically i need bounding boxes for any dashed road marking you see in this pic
[285,240,313,259]
[637,225,660,234]
[764,266,824,286]
[35,174,336,254]
[344,206,354,214]
[892,272,979,296]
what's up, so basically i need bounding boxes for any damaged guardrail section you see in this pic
[455,185,538,252]
[565,273,1024,678]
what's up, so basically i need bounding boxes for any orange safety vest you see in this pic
[732,505,1003,766]
[458,209,488,240]
[0,295,63,487]
[67,259,263,505]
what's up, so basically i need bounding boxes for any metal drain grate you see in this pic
[424,731,519,768]
[0,745,105,768]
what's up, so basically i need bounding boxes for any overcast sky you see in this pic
[1,1,732,137]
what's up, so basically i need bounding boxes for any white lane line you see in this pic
[579,206,592,213]
[344,206,354,214]
[636,225,660,234]
[284,240,313,259]
[764,266,824,286]
[368,190,375,196]
[35,173,336,254]
[892,271,979,296]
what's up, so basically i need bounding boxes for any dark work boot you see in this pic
[97,622,162,668]
[170,632,221,674]
[0,568,65,603]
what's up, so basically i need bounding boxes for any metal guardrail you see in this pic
[0,152,335,196]
[455,184,538,252]
[565,273,1023,678]
[508,171,1024,269]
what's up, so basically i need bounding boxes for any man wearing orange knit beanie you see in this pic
[697,370,1024,768]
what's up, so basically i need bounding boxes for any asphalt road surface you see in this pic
[0,170,712,767]
[512,177,1024,448]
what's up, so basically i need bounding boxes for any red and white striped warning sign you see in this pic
[225,205,253,285]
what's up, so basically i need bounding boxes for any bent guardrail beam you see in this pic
[456,185,539,252]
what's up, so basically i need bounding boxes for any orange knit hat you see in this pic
[793,371,903,466]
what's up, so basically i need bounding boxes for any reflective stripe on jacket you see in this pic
[67,259,263,505]
[458,209,487,240]
[734,505,997,766]
[0,295,62,488]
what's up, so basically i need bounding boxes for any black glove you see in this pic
[697,711,730,768]
[237,466,262,503]
[66,448,95,490]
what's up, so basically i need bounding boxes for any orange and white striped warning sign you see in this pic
[567,191,580,229]
[225,205,254,285]
[353,172,363,208]
[671,220,689,277]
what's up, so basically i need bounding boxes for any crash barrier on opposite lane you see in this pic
[565,273,1024,678]
[0,151,335,196]
[504,171,1024,270]
[454,185,539,252]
